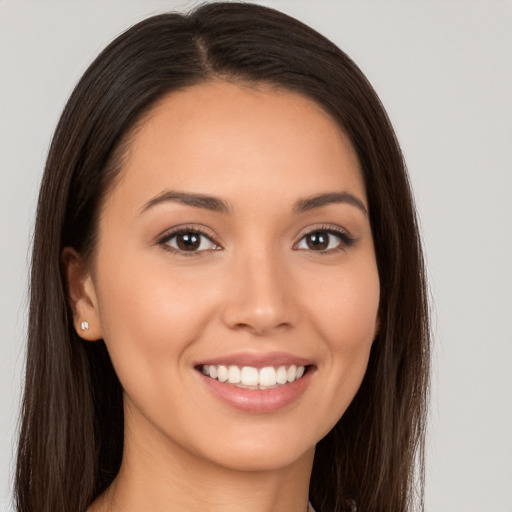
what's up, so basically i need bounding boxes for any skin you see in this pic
[64,81,380,512]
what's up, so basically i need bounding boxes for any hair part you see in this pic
[16,3,429,512]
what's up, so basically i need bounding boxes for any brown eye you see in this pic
[176,232,201,251]
[161,229,218,253]
[305,232,330,251]
[296,227,354,253]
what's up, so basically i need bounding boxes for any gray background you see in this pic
[1,1,511,510]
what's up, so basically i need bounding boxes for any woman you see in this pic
[15,3,430,512]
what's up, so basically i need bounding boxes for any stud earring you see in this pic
[80,321,89,331]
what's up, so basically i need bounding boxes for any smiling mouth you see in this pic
[198,364,308,390]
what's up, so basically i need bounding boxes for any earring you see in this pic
[80,321,89,331]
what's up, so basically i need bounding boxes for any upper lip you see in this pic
[196,351,314,368]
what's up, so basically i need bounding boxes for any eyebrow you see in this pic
[141,190,231,214]
[293,191,368,215]
[140,190,367,216]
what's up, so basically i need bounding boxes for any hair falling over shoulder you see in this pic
[15,3,430,511]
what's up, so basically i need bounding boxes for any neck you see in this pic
[89,413,314,512]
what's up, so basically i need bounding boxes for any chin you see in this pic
[210,443,314,473]
[190,425,318,473]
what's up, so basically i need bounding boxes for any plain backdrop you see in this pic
[1,1,511,511]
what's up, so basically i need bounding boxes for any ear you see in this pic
[61,247,103,341]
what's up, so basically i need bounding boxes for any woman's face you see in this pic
[77,81,379,472]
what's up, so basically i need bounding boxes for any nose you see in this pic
[220,246,298,336]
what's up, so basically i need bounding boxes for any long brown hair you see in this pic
[16,3,430,511]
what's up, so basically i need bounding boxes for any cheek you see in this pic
[304,258,380,352]
[300,257,379,422]
[93,251,220,383]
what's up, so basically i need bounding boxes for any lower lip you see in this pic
[198,368,313,413]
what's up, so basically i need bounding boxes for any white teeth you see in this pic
[200,363,307,389]
[217,365,228,382]
[228,365,241,384]
[276,366,287,384]
[287,365,297,382]
[241,366,259,386]
[259,366,277,387]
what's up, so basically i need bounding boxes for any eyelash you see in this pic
[157,225,218,258]
[296,225,356,253]
[157,224,356,257]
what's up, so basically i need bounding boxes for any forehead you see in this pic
[109,80,366,212]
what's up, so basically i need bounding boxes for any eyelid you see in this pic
[293,224,356,252]
[155,222,356,257]
[156,224,223,256]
